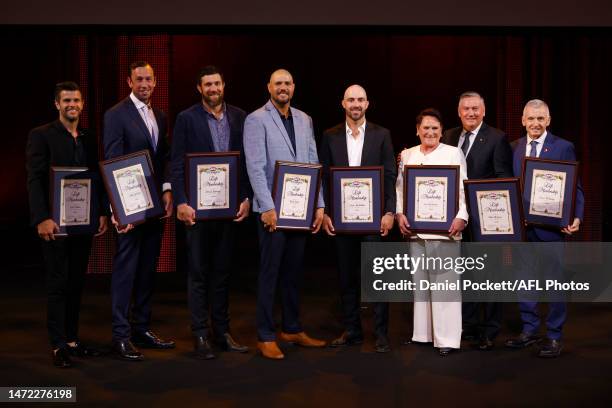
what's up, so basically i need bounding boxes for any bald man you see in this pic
[244,69,325,360]
[319,85,396,353]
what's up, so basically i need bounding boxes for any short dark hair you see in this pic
[54,81,80,101]
[196,65,224,86]
[129,61,153,76]
[416,108,443,127]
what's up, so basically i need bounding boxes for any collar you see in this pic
[462,121,483,137]
[203,102,226,119]
[270,100,292,119]
[527,130,548,145]
[130,92,150,111]
[345,120,366,139]
[52,119,83,138]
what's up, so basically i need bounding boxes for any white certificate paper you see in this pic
[529,169,565,218]
[112,164,154,216]
[197,164,229,210]
[279,173,311,220]
[60,179,91,226]
[415,176,447,222]
[476,190,514,235]
[341,178,373,223]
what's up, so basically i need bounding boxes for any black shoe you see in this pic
[215,333,248,353]
[52,348,73,368]
[375,335,391,353]
[505,333,540,349]
[538,339,562,358]
[131,331,175,349]
[113,340,144,361]
[461,331,478,342]
[194,336,216,360]
[439,347,455,356]
[329,331,364,348]
[478,338,495,351]
[67,342,101,357]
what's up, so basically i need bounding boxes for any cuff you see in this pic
[162,182,172,193]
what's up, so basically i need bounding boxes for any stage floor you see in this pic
[1,267,611,407]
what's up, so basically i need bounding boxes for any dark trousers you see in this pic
[255,215,305,341]
[462,302,503,339]
[185,220,234,338]
[336,234,389,337]
[41,236,93,349]
[111,219,163,341]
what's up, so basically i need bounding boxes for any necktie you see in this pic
[142,105,158,150]
[529,140,538,157]
[461,132,472,156]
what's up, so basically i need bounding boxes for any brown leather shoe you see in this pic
[257,341,285,360]
[279,331,326,347]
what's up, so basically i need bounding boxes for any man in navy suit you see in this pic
[171,66,251,359]
[320,85,396,353]
[103,61,175,361]
[505,99,584,358]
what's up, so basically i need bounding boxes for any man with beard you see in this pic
[26,81,108,367]
[103,61,175,361]
[171,66,251,359]
[244,69,325,360]
[319,85,396,353]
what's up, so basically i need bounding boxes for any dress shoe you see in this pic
[279,331,326,347]
[113,340,144,361]
[538,338,562,358]
[131,331,175,349]
[478,338,494,351]
[461,332,478,342]
[194,336,216,360]
[375,335,391,353]
[52,348,73,368]
[439,347,455,356]
[505,332,540,349]
[329,331,364,348]
[257,341,284,360]
[67,342,101,357]
[215,333,248,353]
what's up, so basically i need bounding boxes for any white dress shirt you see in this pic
[345,121,366,166]
[525,131,548,157]
[395,143,468,240]
[457,121,483,156]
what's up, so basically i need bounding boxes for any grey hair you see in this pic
[458,91,484,105]
[523,99,550,115]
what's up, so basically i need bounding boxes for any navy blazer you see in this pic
[170,103,252,206]
[319,122,397,214]
[442,122,513,179]
[103,97,170,191]
[512,132,585,241]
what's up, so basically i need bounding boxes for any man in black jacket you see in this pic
[26,81,108,368]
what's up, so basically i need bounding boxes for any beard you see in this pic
[203,93,224,108]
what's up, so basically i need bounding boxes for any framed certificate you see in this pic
[329,166,383,234]
[271,161,322,231]
[99,150,163,227]
[50,167,100,236]
[185,152,240,220]
[522,157,579,229]
[464,178,525,241]
[403,165,459,233]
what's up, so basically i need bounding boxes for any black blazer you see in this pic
[170,102,252,205]
[319,121,397,214]
[103,97,170,190]
[26,120,106,227]
[442,122,513,179]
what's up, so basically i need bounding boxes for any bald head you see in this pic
[268,69,295,107]
[342,84,369,124]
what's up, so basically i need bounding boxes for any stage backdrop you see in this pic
[1,27,609,272]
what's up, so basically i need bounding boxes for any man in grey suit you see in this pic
[244,69,325,360]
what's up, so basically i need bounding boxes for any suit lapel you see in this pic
[332,125,349,166]
[126,98,156,151]
[361,123,375,166]
[468,123,488,158]
[195,105,215,151]
[266,102,295,157]
[292,107,306,161]
[539,133,556,159]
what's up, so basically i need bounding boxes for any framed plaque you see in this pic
[403,165,459,233]
[50,167,100,236]
[329,166,383,234]
[464,178,525,241]
[99,150,163,227]
[185,152,240,220]
[271,161,322,231]
[521,157,579,229]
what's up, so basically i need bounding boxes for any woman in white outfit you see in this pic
[395,109,469,356]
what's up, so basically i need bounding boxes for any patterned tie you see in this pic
[529,140,538,157]
[461,131,472,156]
[142,105,158,151]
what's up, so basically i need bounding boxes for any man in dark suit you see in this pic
[320,84,396,353]
[103,61,175,361]
[26,81,108,367]
[505,99,584,358]
[171,66,252,359]
[442,91,513,350]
